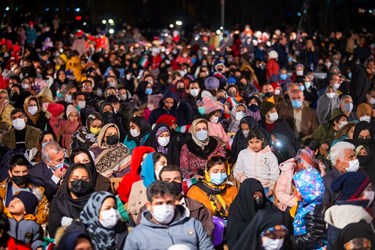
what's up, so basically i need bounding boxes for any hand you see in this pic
[194,174,204,180]
[266,189,273,197]
[53,167,67,179]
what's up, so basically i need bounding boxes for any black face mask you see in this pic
[103,111,114,120]
[168,181,183,196]
[177,88,185,93]
[106,135,119,145]
[218,97,226,104]
[356,138,371,146]
[70,180,93,197]
[357,155,370,166]
[238,83,247,91]
[248,104,259,112]
[264,92,274,98]
[12,174,30,186]
[83,92,93,100]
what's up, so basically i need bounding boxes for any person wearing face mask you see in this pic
[262,83,277,105]
[185,81,202,117]
[127,152,168,222]
[99,102,127,142]
[323,141,359,205]
[65,191,127,250]
[46,102,65,141]
[228,182,292,250]
[0,109,41,150]
[48,163,95,238]
[71,112,104,150]
[356,103,375,131]
[123,116,151,153]
[228,103,248,134]
[23,96,48,131]
[325,172,375,249]
[90,124,131,178]
[246,95,262,122]
[0,155,48,225]
[339,95,356,121]
[180,119,225,179]
[187,155,237,220]
[125,181,214,250]
[316,86,340,124]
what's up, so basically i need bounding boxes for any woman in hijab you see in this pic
[50,69,71,99]
[133,80,153,107]
[57,230,93,250]
[71,111,104,150]
[246,95,262,122]
[180,119,225,179]
[23,96,48,131]
[90,123,131,178]
[70,147,112,192]
[187,155,237,218]
[228,103,248,134]
[99,102,126,142]
[145,123,180,164]
[66,191,127,250]
[117,146,155,203]
[316,86,340,124]
[48,163,95,238]
[28,130,56,164]
[123,116,151,153]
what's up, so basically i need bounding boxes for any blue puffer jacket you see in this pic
[124,205,214,250]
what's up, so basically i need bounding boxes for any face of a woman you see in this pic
[68,168,90,190]
[105,127,118,137]
[42,134,54,144]
[159,131,170,138]
[74,153,91,164]
[99,197,116,221]
[208,163,226,174]
[196,122,208,132]
[102,105,112,113]
[154,155,168,179]
[130,122,140,132]
[91,119,102,128]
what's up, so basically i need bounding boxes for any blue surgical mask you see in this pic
[145,88,153,95]
[348,72,352,79]
[291,99,303,109]
[342,102,353,113]
[198,106,205,115]
[210,173,227,185]
[299,85,305,91]
[195,130,208,141]
[304,81,311,89]
[280,74,287,80]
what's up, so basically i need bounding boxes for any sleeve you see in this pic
[127,183,141,223]
[47,198,65,238]
[123,231,140,250]
[268,153,280,189]
[275,171,297,208]
[233,151,247,183]
[195,219,215,250]
[179,145,190,179]
[35,189,49,225]
[197,206,215,238]
[31,223,43,250]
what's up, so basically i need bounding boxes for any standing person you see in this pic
[316,86,340,124]
[61,105,81,154]
[66,191,128,250]
[266,50,279,81]
[234,128,279,199]
[124,181,214,250]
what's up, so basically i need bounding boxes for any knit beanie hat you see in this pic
[202,96,223,114]
[66,104,79,118]
[156,114,177,127]
[47,103,65,117]
[356,103,372,117]
[331,172,369,201]
[204,77,220,90]
[260,101,275,117]
[14,191,39,215]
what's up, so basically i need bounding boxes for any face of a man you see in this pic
[160,171,182,183]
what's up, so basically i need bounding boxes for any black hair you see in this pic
[247,127,265,142]
[10,108,26,117]
[0,213,10,245]
[70,148,95,167]
[9,155,30,170]
[72,91,85,101]
[146,181,175,202]
[159,164,182,180]
[38,130,56,146]
[153,152,167,166]
[206,155,228,171]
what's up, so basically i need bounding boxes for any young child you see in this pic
[234,128,279,199]
[61,104,81,154]
[5,191,43,250]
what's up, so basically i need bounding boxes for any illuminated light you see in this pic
[109,29,115,34]
[297,12,301,16]
[176,20,182,26]
[75,16,82,21]
[216,29,221,35]
[108,19,114,25]
[169,24,174,28]
[102,20,107,24]
[83,22,87,26]
[5,6,10,11]
[75,8,80,12]
[45,7,49,12]
[220,26,223,30]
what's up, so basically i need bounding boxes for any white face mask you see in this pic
[158,137,170,147]
[338,121,348,129]
[326,92,336,99]
[78,101,86,109]
[210,116,219,124]
[359,116,371,123]
[154,165,165,180]
[370,98,375,105]
[235,111,245,121]
[363,191,375,207]
[12,118,26,130]
[120,94,127,101]
[268,112,278,122]
[345,159,360,172]
[190,89,199,97]
[195,130,208,141]
[65,94,72,103]
[151,204,175,224]
[99,208,119,228]
[28,106,38,116]
[296,70,304,76]
[130,128,140,138]
[263,238,284,250]
[333,83,340,90]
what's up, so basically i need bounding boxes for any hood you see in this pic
[159,88,179,109]
[279,158,296,171]
[230,103,248,120]
[293,168,324,205]
[324,204,372,229]
[129,146,155,175]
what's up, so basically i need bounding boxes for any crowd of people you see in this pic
[0,14,374,250]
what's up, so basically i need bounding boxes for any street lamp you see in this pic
[176,20,182,26]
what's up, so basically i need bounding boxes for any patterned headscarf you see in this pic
[293,168,324,235]
[80,192,117,250]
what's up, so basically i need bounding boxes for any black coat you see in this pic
[29,161,60,201]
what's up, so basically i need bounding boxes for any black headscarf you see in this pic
[353,121,373,147]
[349,64,371,107]
[225,178,268,249]
[126,116,150,143]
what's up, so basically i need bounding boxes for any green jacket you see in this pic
[0,125,41,150]
[312,123,336,145]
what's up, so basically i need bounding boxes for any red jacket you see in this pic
[266,59,280,81]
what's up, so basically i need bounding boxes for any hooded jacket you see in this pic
[124,205,214,250]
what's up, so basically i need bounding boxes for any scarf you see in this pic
[80,192,116,250]
[316,88,340,124]
[140,153,156,188]
[190,119,210,149]
[23,96,40,125]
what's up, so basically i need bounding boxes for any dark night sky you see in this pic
[5,0,375,34]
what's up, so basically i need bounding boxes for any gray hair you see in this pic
[340,95,352,104]
[42,141,63,162]
[329,141,355,166]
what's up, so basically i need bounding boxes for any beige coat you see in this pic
[127,180,147,222]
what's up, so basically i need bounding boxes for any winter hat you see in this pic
[260,101,275,117]
[271,82,281,90]
[156,126,170,138]
[247,95,261,106]
[204,77,220,90]
[66,104,79,118]
[156,114,177,127]
[227,77,237,85]
[14,191,39,215]
[356,103,372,117]
[47,103,65,117]
[331,172,369,201]
[268,50,278,60]
[202,96,223,114]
